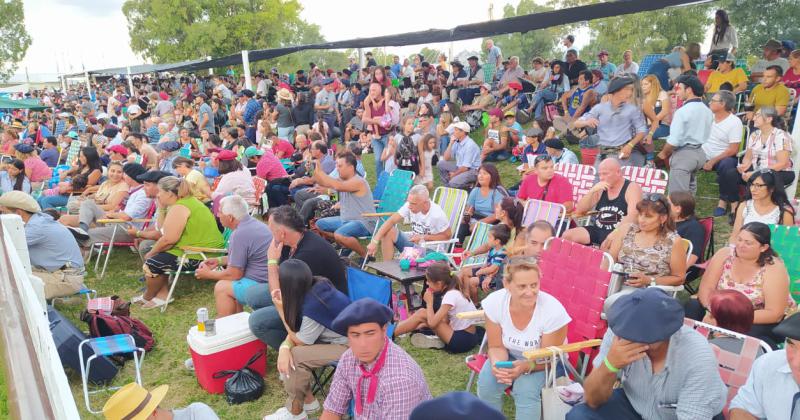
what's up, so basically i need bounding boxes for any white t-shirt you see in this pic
[481,289,571,359]
[441,290,477,331]
[703,113,743,160]
[397,202,450,236]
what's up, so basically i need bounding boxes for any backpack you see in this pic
[80,311,155,357]
[395,135,420,174]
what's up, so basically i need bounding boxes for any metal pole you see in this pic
[126,66,134,96]
[84,71,92,101]
[207,56,213,75]
[358,48,364,69]
[242,50,252,90]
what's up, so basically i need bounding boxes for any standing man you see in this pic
[242,89,259,143]
[315,78,339,137]
[564,50,588,87]
[562,35,575,61]
[656,75,713,194]
[485,40,503,84]
[321,298,432,420]
[195,93,215,135]
[437,121,481,189]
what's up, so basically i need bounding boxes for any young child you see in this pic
[415,133,436,190]
[461,224,511,303]
[394,262,484,353]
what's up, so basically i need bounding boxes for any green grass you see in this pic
[0,354,7,419]
[58,125,740,418]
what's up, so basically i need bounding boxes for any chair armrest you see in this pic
[96,219,130,224]
[180,246,228,254]
[649,284,684,293]
[362,212,394,218]
[455,310,485,320]
[420,238,458,247]
[130,218,153,223]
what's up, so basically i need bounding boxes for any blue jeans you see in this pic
[38,194,69,209]
[316,216,372,238]
[245,283,287,351]
[438,134,450,156]
[484,150,511,162]
[232,277,260,304]
[394,230,414,252]
[458,88,480,106]
[532,89,558,120]
[477,355,546,420]
[277,126,294,141]
[371,135,389,179]
[567,389,724,420]
[266,182,290,207]
[652,123,670,139]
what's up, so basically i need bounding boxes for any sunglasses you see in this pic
[533,154,553,165]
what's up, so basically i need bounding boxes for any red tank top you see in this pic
[368,99,390,136]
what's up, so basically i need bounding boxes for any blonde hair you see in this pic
[642,74,662,106]
[157,176,192,199]
[504,257,541,283]
[439,111,453,126]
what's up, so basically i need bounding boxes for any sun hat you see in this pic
[102,383,168,420]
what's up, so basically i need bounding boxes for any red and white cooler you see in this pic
[187,312,268,394]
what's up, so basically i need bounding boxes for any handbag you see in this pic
[212,351,266,405]
[541,347,585,420]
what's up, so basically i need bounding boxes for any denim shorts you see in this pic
[315,216,372,238]
[232,277,261,304]
[394,230,414,251]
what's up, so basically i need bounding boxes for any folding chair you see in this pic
[372,171,391,202]
[422,187,468,254]
[521,198,567,235]
[684,217,715,295]
[79,334,145,413]
[637,54,666,79]
[683,319,771,417]
[311,267,393,396]
[249,176,267,216]
[621,166,669,195]
[768,224,800,304]
[87,203,157,279]
[446,222,491,269]
[554,162,595,203]
[355,170,414,259]
[648,238,692,297]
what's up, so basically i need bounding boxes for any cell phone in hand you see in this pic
[495,361,514,368]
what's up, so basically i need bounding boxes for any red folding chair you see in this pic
[685,217,715,294]
[555,162,595,203]
[88,202,156,279]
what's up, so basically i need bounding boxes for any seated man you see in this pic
[102,382,219,420]
[125,170,171,260]
[457,56,486,106]
[705,53,748,94]
[195,195,271,317]
[702,90,744,217]
[437,122,481,189]
[290,141,336,219]
[81,163,154,247]
[517,154,574,213]
[157,140,181,176]
[0,191,85,299]
[729,313,800,420]
[553,70,597,138]
[544,138,579,165]
[499,82,530,120]
[514,220,555,258]
[567,288,727,419]
[344,107,365,144]
[312,151,376,258]
[750,39,790,83]
[496,56,525,98]
[461,83,495,113]
[321,298,432,420]
[562,158,642,247]
[481,110,519,162]
[366,185,452,261]
[748,65,790,121]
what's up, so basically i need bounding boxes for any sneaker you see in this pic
[712,207,727,217]
[303,399,320,413]
[184,358,194,371]
[263,407,308,420]
[410,333,445,349]
[67,226,90,241]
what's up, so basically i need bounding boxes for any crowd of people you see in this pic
[1,8,800,419]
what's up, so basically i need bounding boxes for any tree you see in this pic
[122,0,322,63]
[718,0,800,59]
[485,0,562,66]
[579,3,711,65]
[0,0,32,82]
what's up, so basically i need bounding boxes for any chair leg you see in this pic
[465,371,477,392]
[100,226,119,279]
[161,255,187,313]
[93,244,104,272]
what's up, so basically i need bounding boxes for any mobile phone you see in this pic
[494,361,514,368]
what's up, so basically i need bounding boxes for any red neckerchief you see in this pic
[355,337,389,415]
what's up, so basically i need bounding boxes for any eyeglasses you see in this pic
[533,154,552,165]
[507,256,539,266]
[749,182,768,189]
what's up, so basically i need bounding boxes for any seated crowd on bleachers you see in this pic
[3,10,800,419]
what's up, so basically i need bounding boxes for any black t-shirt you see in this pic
[676,217,705,261]
[280,231,347,294]
[565,60,588,86]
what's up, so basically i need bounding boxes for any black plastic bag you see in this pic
[212,351,265,405]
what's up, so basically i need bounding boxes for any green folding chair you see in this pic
[422,187,468,254]
[447,221,491,269]
[768,224,800,305]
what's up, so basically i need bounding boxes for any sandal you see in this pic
[131,295,145,304]
[141,297,173,310]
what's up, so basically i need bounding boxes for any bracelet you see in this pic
[268,259,279,266]
[134,230,140,238]
[603,357,620,373]
[527,360,536,374]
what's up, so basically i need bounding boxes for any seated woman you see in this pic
[139,176,224,310]
[668,191,705,266]
[687,222,795,348]
[493,197,525,250]
[478,257,570,420]
[0,159,31,194]
[729,170,795,244]
[726,106,795,190]
[458,164,506,243]
[604,194,687,311]
[14,143,51,189]
[704,289,764,355]
[59,161,129,227]
[211,149,255,213]
[172,156,212,204]
[39,146,103,209]
[266,259,350,420]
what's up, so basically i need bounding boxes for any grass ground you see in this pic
[58,126,740,418]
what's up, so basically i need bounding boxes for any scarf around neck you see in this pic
[356,337,390,415]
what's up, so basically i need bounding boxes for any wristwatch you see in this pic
[650,276,656,287]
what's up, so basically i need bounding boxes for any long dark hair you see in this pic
[499,196,523,231]
[478,163,501,189]
[79,147,103,173]
[712,10,731,46]
[744,170,795,223]
[7,159,26,191]
[278,259,331,333]
[425,262,470,301]
[739,222,778,266]
[635,194,676,235]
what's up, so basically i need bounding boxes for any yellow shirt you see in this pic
[185,169,210,202]
[705,68,748,93]
[751,83,791,111]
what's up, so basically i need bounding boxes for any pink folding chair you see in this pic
[88,202,157,279]
[555,162,596,203]
[249,176,266,216]
[683,319,771,417]
[621,166,668,195]
[521,199,567,235]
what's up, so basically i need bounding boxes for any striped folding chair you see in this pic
[768,224,800,304]
[555,162,596,203]
[423,187,469,254]
[446,221,492,269]
[87,202,157,279]
[79,334,145,413]
[621,166,668,195]
[249,176,267,216]
[637,54,666,79]
[521,199,567,235]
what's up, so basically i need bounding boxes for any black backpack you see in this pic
[395,135,419,174]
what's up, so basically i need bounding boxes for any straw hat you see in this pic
[277,88,293,102]
[102,383,168,420]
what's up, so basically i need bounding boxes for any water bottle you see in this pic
[180,143,192,158]
[196,307,208,332]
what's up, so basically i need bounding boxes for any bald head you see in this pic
[598,158,623,185]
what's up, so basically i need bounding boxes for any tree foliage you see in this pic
[484,0,562,66]
[0,0,32,82]
[718,0,800,59]
[122,0,322,63]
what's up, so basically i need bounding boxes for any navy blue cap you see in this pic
[607,288,684,344]
[14,143,34,154]
[410,392,504,420]
[241,89,255,97]
[322,78,335,85]
[331,298,393,336]
[157,141,181,152]
[774,312,800,341]
[137,170,171,183]
[122,163,147,181]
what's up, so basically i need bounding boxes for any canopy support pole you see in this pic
[84,71,92,101]
[242,50,252,90]
[207,56,213,75]
[358,49,363,69]
[126,66,134,96]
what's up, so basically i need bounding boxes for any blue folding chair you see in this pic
[79,334,145,413]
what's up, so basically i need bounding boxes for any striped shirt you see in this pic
[593,326,727,419]
[729,349,799,420]
[323,340,431,419]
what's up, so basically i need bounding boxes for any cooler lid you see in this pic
[186,312,258,355]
